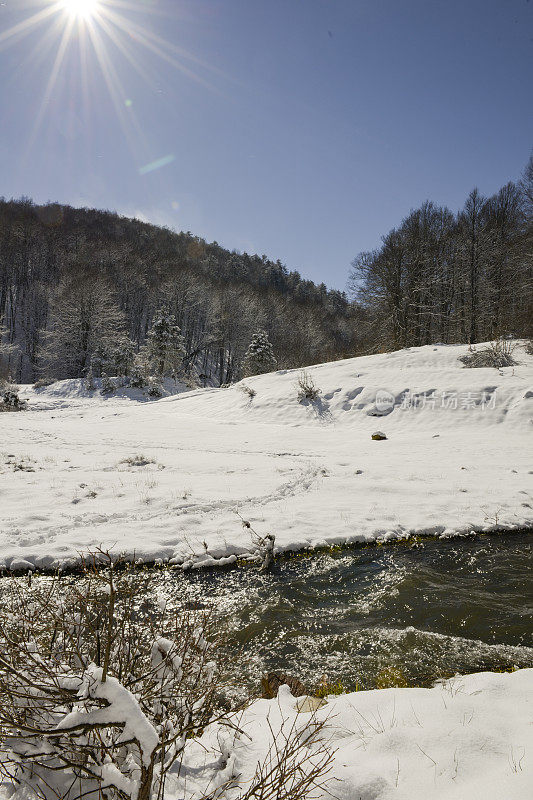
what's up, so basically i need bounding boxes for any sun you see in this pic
[62,0,100,20]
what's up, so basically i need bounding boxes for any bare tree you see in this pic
[39,277,126,379]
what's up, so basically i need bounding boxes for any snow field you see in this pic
[0,341,531,570]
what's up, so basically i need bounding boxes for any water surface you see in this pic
[164,533,533,691]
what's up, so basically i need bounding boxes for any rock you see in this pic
[261,672,307,699]
[9,558,35,572]
[372,431,387,440]
[296,695,327,713]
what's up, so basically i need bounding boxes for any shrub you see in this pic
[100,372,116,395]
[239,383,257,399]
[0,553,333,800]
[295,370,320,402]
[84,368,97,391]
[459,339,518,368]
[374,666,409,689]
[525,340,533,355]
[0,554,226,800]
[146,378,164,398]
[33,377,56,389]
[314,677,346,698]
[130,350,150,388]
[120,454,156,467]
[0,388,26,412]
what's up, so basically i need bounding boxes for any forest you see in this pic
[0,155,531,386]
[350,156,533,351]
[0,200,356,384]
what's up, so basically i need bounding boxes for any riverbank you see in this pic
[147,668,533,800]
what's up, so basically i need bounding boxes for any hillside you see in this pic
[1,340,532,572]
[0,198,357,383]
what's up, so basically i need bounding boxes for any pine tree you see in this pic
[242,330,277,377]
[147,310,185,377]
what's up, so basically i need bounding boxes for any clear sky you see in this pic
[1,0,532,290]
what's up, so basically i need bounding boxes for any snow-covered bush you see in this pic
[459,339,518,368]
[91,338,136,380]
[100,372,116,395]
[242,330,277,377]
[295,370,320,402]
[0,554,225,800]
[0,387,26,411]
[113,336,136,378]
[0,323,16,386]
[90,344,111,378]
[146,377,164,398]
[84,367,97,391]
[0,554,333,800]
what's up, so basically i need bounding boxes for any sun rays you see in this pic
[0,0,222,168]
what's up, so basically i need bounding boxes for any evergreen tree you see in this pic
[242,330,277,377]
[147,310,185,377]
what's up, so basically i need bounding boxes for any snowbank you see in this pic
[0,341,531,570]
[20,375,193,411]
[172,668,533,800]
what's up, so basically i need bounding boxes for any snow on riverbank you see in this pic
[169,668,533,800]
[0,668,530,799]
[0,341,532,570]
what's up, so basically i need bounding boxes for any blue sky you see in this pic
[1,0,532,289]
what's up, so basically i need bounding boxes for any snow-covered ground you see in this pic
[171,668,533,800]
[0,341,532,571]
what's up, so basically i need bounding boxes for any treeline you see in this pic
[351,156,533,350]
[0,199,357,383]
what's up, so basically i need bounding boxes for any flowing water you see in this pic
[162,532,533,692]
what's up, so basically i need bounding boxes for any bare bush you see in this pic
[0,553,333,800]
[295,371,320,403]
[525,340,533,356]
[0,553,228,800]
[459,339,518,368]
[33,378,56,389]
[120,454,156,468]
[231,711,334,800]
[239,383,257,400]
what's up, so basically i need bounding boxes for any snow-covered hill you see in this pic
[1,341,532,571]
